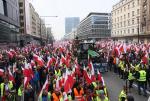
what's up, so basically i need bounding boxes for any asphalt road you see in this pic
[102,71,148,101]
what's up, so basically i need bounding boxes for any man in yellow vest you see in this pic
[137,66,147,96]
[1,76,14,100]
[119,86,127,101]
[55,67,61,78]
[128,68,135,92]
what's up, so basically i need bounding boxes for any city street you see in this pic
[103,71,148,101]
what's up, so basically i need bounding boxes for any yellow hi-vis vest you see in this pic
[55,70,61,77]
[135,64,140,71]
[120,63,124,70]
[138,70,146,81]
[92,96,109,101]
[18,85,23,96]
[119,90,126,101]
[0,81,13,97]
[92,82,97,88]
[128,71,135,81]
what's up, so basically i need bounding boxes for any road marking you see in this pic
[133,84,150,95]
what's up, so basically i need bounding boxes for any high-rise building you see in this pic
[112,0,141,43]
[19,0,46,44]
[65,17,80,34]
[47,27,54,44]
[77,13,111,40]
[0,0,20,44]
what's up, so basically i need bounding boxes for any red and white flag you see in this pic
[8,66,15,82]
[38,77,48,99]
[0,69,4,76]
[33,54,45,67]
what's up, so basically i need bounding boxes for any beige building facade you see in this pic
[112,0,141,43]
[19,0,46,44]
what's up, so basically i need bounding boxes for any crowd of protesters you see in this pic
[96,41,150,100]
[0,42,109,101]
[0,40,149,101]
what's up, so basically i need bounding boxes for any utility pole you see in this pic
[137,17,140,44]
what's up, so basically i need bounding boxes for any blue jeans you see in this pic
[138,81,147,95]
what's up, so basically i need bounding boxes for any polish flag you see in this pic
[33,54,44,67]
[13,63,18,73]
[97,71,102,82]
[10,49,17,56]
[38,77,48,99]
[6,51,14,59]
[60,54,66,66]
[88,59,92,70]
[142,52,149,64]
[55,56,59,68]
[83,67,92,84]
[0,69,4,76]
[90,62,96,82]
[47,57,56,68]
[31,60,35,67]
[75,58,80,75]
[8,66,15,82]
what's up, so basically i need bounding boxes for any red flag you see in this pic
[0,69,4,76]
[142,52,148,64]
[60,54,66,66]
[33,54,44,67]
[38,77,48,99]
[6,51,14,59]
[8,66,15,82]
[97,71,102,82]
[83,67,92,84]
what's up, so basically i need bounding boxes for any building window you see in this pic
[128,4,130,9]
[124,14,126,19]
[137,0,140,5]
[132,29,134,33]
[128,20,130,26]
[137,9,140,15]
[19,2,23,7]
[132,11,134,16]
[132,19,134,24]
[124,6,126,11]
[120,22,122,27]
[128,13,130,18]
[121,16,122,21]
[132,2,135,8]
[0,0,4,15]
[124,30,126,34]
[124,21,126,27]
[137,17,140,24]
[128,29,130,34]
[20,9,23,13]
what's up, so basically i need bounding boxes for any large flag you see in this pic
[8,66,15,82]
[33,54,45,67]
[38,77,48,99]
[0,69,4,76]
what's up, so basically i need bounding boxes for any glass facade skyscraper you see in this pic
[65,17,80,34]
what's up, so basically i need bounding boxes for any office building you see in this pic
[77,12,111,40]
[65,17,80,34]
[0,0,20,44]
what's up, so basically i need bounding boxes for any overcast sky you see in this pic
[31,0,120,40]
